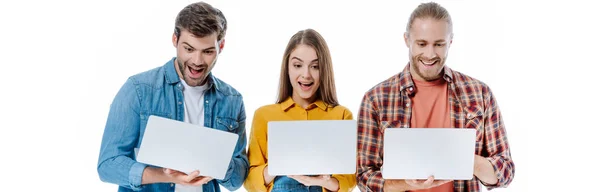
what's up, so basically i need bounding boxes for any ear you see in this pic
[404,32,410,48]
[449,33,454,47]
[172,33,178,48]
[218,39,225,53]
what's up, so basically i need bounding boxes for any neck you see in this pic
[292,95,316,109]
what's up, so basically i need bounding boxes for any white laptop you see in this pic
[382,128,476,180]
[136,115,239,180]
[267,120,357,176]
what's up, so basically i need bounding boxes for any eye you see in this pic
[417,43,426,47]
[185,47,194,52]
[435,43,444,47]
[203,50,215,55]
[293,63,302,68]
[310,65,319,69]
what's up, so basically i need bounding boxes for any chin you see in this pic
[298,93,313,99]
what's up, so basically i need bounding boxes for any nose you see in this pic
[301,66,311,79]
[423,45,436,60]
[191,52,204,66]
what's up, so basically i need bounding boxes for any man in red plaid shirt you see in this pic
[356,2,515,192]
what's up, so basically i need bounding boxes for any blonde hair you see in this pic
[406,2,452,34]
[276,29,339,107]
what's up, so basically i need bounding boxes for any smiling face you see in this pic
[173,30,223,86]
[405,18,453,81]
[288,44,320,105]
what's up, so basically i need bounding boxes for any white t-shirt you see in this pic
[176,79,208,192]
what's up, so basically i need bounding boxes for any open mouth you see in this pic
[420,59,439,68]
[188,66,206,78]
[298,82,314,91]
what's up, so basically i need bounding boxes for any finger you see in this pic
[423,176,435,186]
[188,170,200,178]
[200,176,213,184]
[185,170,200,182]
[321,175,331,180]
[190,176,212,186]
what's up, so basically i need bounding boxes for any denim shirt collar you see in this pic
[164,57,220,91]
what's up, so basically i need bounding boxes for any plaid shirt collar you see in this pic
[395,62,455,92]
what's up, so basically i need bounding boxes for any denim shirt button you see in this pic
[178,101,182,105]
[170,183,174,187]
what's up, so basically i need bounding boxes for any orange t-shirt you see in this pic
[408,78,454,192]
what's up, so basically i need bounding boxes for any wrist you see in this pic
[474,155,485,176]
[383,180,398,191]
[142,167,170,184]
[324,177,339,191]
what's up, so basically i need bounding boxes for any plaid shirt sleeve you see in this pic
[356,93,385,192]
[480,86,515,190]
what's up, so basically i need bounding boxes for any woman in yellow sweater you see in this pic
[243,28,356,192]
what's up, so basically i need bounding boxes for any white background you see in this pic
[1,0,598,191]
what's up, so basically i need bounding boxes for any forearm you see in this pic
[263,166,276,185]
[217,156,249,190]
[383,180,413,192]
[218,115,249,190]
[322,177,340,191]
[97,156,147,189]
[97,78,146,189]
[474,155,498,185]
[480,154,514,188]
[481,89,515,188]
[142,167,170,184]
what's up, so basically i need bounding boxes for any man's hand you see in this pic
[473,155,498,185]
[164,168,213,186]
[404,176,452,190]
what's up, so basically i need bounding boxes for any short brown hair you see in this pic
[406,2,452,34]
[276,29,339,107]
[174,2,227,41]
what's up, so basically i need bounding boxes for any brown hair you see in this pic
[174,2,227,41]
[406,2,452,34]
[276,29,339,107]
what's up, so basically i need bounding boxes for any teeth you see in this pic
[421,60,436,65]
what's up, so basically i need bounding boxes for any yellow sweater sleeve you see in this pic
[323,108,357,192]
[243,109,272,192]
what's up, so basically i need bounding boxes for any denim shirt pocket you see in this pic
[139,110,173,126]
[215,116,239,132]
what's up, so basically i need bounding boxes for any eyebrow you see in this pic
[182,42,216,51]
[182,42,195,50]
[291,57,319,63]
[291,57,304,62]
[415,39,447,43]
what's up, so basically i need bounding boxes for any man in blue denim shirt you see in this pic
[97,2,248,192]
